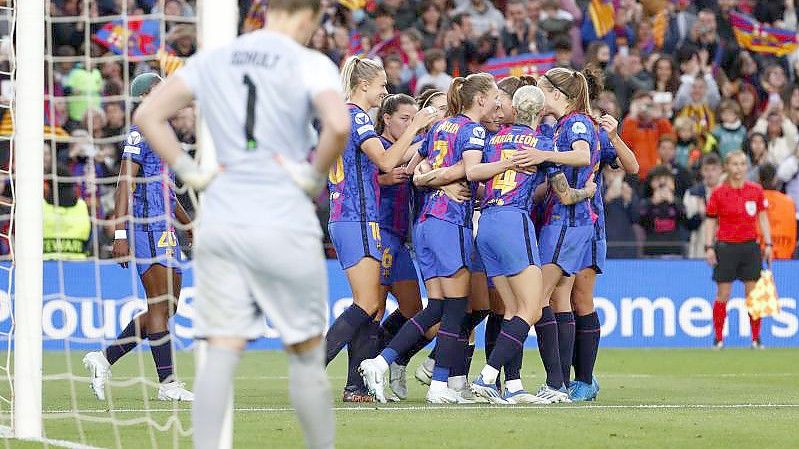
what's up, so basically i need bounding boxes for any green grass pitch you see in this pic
[2,348,797,448]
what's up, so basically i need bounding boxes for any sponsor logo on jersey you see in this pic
[571,121,588,134]
[127,131,142,145]
[357,124,375,136]
[124,131,142,154]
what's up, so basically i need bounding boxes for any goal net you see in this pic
[0,1,227,447]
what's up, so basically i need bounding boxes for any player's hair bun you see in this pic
[512,85,545,128]
[582,63,605,102]
[513,85,545,115]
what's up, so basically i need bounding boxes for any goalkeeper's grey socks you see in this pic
[192,345,240,449]
[288,343,335,449]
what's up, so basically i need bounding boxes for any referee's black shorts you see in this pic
[713,241,762,283]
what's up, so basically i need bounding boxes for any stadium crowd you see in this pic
[3,0,799,259]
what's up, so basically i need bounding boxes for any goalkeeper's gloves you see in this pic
[274,154,326,198]
[172,153,218,191]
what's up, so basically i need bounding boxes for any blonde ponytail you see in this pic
[340,56,384,100]
[446,77,466,117]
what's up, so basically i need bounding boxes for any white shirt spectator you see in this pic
[452,0,505,37]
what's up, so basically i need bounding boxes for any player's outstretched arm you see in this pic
[514,140,590,168]
[363,108,438,173]
[414,161,465,187]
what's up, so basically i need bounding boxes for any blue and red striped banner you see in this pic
[729,11,799,56]
[481,53,556,79]
[92,18,160,56]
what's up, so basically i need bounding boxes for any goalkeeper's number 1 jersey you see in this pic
[175,29,341,228]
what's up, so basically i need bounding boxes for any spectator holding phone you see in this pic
[648,135,694,199]
[639,165,688,257]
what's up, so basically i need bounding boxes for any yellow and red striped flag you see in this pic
[587,0,615,38]
[157,49,184,76]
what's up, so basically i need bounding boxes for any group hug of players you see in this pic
[325,56,639,405]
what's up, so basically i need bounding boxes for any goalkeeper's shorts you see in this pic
[192,224,328,346]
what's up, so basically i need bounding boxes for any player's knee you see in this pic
[145,313,169,333]
[528,307,542,324]
[571,292,594,316]
[398,301,422,317]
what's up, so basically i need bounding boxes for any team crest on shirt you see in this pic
[354,113,370,125]
[124,131,142,154]
[469,126,486,146]
[571,121,587,134]
[745,200,757,217]
[127,131,142,145]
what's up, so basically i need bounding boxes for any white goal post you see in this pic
[194,2,238,448]
[13,0,44,440]
[8,0,241,444]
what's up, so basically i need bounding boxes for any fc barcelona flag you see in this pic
[582,0,616,41]
[481,53,556,79]
[729,11,799,57]
[92,19,160,56]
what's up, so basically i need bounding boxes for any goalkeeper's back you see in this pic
[175,28,341,228]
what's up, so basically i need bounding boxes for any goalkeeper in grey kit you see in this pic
[133,0,350,448]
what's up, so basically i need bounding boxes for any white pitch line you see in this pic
[44,373,797,382]
[218,372,793,380]
[0,425,105,449]
[32,403,799,414]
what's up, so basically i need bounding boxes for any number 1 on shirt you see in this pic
[243,74,257,151]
